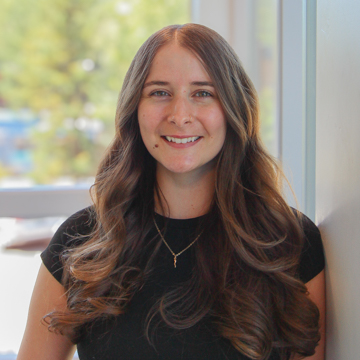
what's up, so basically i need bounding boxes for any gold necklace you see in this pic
[153,217,203,268]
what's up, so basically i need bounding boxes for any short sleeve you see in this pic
[40,206,95,284]
[297,214,325,283]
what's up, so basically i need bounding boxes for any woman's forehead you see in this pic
[145,43,212,84]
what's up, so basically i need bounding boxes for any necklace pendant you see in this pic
[153,217,202,270]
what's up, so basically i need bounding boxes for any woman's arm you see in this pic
[17,263,76,360]
[294,269,326,360]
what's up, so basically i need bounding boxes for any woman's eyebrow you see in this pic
[143,80,214,88]
[190,81,214,87]
[143,81,169,88]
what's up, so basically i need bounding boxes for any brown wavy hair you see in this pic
[45,24,320,360]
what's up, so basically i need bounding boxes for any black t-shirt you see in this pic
[41,207,325,360]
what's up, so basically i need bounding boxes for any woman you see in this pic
[18,24,325,360]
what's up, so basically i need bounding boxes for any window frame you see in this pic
[279,0,316,220]
[0,186,91,218]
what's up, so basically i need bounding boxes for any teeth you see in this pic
[165,136,200,144]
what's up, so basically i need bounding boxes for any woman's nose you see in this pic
[167,96,193,127]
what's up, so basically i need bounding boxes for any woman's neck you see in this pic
[154,164,216,219]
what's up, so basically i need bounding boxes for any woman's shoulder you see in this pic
[293,210,325,283]
[40,206,96,283]
[55,206,96,239]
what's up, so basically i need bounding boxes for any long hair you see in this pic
[45,24,320,360]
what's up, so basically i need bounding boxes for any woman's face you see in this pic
[137,42,226,178]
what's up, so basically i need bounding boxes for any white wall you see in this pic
[316,0,360,358]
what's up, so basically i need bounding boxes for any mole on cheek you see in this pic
[155,144,159,148]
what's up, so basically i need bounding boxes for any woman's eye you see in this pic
[195,91,212,97]
[151,90,169,97]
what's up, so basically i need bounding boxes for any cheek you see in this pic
[138,111,151,135]
[138,107,160,133]
[207,110,227,151]
[204,108,227,135]
[138,110,160,152]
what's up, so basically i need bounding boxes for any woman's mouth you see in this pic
[163,136,201,144]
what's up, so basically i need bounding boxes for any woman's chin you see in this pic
[156,161,216,178]
[162,165,197,175]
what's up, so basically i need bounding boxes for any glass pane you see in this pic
[255,0,279,157]
[233,0,279,157]
[0,0,190,188]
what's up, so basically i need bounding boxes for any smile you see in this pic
[164,136,201,144]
